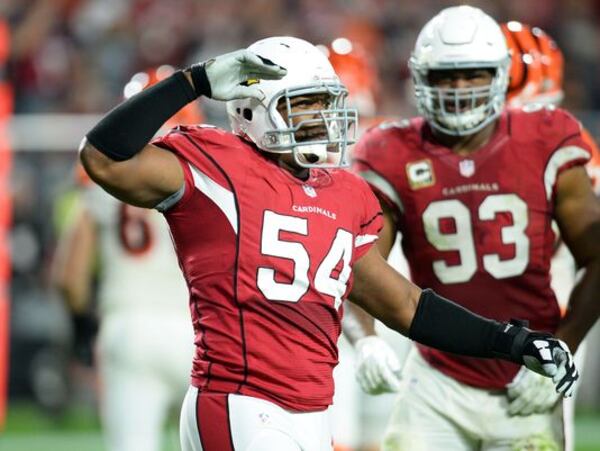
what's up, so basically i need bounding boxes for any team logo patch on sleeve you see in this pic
[406,159,435,190]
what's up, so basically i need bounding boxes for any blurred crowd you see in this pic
[5,0,600,118]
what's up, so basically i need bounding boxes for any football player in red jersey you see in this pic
[80,36,578,451]
[351,6,600,450]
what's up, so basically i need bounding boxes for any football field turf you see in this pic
[1,401,180,451]
[2,402,600,451]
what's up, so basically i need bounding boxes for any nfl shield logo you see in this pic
[459,159,476,178]
[302,185,317,198]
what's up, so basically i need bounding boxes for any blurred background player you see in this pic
[352,6,600,450]
[501,20,600,451]
[324,37,411,451]
[53,65,198,451]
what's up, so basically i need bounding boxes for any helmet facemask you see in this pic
[261,82,357,168]
[410,62,510,136]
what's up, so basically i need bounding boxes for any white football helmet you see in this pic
[409,5,511,136]
[226,37,357,168]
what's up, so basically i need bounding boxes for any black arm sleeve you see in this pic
[85,70,199,161]
[408,288,529,363]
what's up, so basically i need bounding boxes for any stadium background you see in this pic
[2,0,600,450]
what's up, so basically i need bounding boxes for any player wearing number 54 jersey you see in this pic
[153,124,381,411]
[80,36,580,451]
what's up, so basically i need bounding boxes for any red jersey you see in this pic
[352,107,591,389]
[153,126,382,411]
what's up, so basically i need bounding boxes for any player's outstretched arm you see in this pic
[554,166,600,353]
[349,245,579,397]
[80,50,286,208]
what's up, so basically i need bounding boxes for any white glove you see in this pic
[203,49,287,101]
[355,336,402,394]
[506,366,562,416]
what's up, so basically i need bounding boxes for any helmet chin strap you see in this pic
[296,122,343,165]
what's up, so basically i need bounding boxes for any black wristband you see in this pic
[408,288,502,357]
[86,70,198,161]
[188,62,212,98]
[490,319,532,364]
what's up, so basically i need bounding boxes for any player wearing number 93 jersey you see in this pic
[352,6,600,450]
[354,97,587,387]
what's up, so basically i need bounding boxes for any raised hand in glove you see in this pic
[189,50,287,101]
[355,336,402,395]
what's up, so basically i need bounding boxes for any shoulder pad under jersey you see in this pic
[509,106,583,148]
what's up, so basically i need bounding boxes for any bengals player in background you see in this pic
[351,6,600,451]
[53,66,197,451]
[78,36,577,451]
[501,20,600,451]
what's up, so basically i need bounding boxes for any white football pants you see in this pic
[180,387,333,451]
[382,349,565,451]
